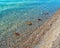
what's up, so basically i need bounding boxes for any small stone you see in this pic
[37,35,39,37]
[14,32,20,37]
[38,19,42,21]
[27,21,32,26]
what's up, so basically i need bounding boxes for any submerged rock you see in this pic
[14,32,20,37]
[37,18,42,21]
[26,21,32,26]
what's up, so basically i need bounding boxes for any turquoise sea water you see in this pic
[0,1,60,48]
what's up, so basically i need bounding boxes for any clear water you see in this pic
[0,1,60,48]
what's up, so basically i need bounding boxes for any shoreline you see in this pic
[20,9,60,48]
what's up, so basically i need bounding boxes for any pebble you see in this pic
[27,21,32,26]
[38,19,42,21]
[14,32,20,37]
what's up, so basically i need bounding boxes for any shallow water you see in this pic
[0,1,60,48]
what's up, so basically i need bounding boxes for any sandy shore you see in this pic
[34,10,60,48]
[19,9,60,48]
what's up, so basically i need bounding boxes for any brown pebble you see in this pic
[27,21,32,26]
[15,32,20,36]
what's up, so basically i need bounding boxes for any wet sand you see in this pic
[34,9,60,48]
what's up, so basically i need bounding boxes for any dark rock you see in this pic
[38,19,42,21]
